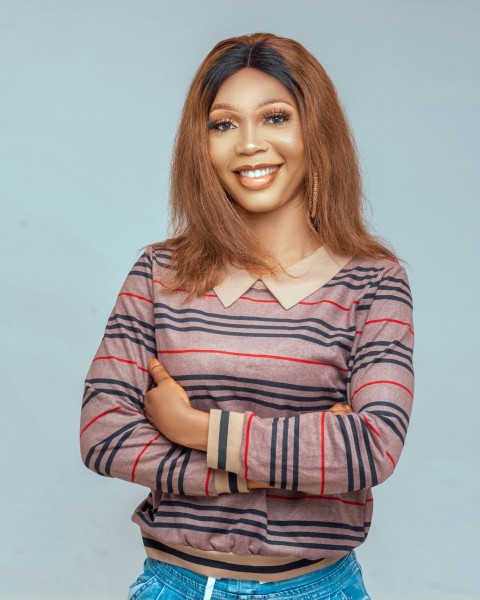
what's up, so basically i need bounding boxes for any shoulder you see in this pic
[348,255,411,285]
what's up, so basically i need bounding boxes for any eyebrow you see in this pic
[210,98,296,112]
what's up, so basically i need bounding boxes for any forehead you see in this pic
[210,68,297,110]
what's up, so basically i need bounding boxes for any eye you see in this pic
[207,119,236,132]
[263,109,292,126]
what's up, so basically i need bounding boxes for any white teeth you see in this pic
[239,166,279,178]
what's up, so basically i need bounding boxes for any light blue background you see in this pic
[1,1,478,598]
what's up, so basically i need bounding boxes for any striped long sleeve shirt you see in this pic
[80,243,414,580]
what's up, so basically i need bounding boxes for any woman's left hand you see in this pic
[144,358,209,451]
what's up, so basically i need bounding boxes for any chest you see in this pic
[153,289,362,416]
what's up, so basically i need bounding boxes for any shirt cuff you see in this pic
[207,409,245,474]
[213,470,249,494]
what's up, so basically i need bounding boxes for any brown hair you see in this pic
[155,32,398,300]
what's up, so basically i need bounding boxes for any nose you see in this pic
[234,124,268,155]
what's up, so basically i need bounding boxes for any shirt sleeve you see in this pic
[80,247,248,496]
[206,260,414,495]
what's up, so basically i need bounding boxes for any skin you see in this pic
[144,68,353,489]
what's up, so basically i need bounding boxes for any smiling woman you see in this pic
[80,33,414,600]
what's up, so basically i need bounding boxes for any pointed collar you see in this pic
[213,244,353,310]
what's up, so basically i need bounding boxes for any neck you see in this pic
[237,198,322,267]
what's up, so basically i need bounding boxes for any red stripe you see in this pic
[158,349,347,372]
[352,380,413,400]
[80,406,122,436]
[153,279,184,292]
[320,412,326,495]
[243,414,255,480]
[205,467,212,496]
[93,355,149,373]
[266,493,366,507]
[363,416,382,438]
[299,299,359,311]
[364,318,414,335]
[131,433,161,482]
[203,292,360,311]
[119,292,153,304]
[386,451,396,468]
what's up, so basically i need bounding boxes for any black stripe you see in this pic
[176,373,345,396]
[360,401,410,423]
[368,409,408,434]
[143,511,365,542]
[139,517,357,551]
[153,323,352,351]
[85,377,143,397]
[360,420,378,487]
[177,450,191,495]
[84,419,144,469]
[155,310,356,338]
[217,411,230,470]
[103,428,135,475]
[105,322,156,344]
[156,499,267,518]
[228,472,239,493]
[350,357,414,378]
[281,419,289,489]
[108,313,156,332]
[102,332,156,355]
[189,394,332,414]
[156,445,181,490]
[142,538,322,574]
[292,416,300,492]
[369,412,405,443]
[336,416,354,491]
[347,415,365,489]
[370,293,413,309]
[269,418,278,487]
[167,447,188,493]
[82,386,142,409]
[154,302,356,333]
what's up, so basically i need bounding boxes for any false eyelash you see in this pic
[263,108,293,122]
[207,118,234,131]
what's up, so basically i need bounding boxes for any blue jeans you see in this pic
[127,551,371,599]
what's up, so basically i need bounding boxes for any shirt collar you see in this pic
[213,244,353,310]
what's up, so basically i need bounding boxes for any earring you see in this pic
[309,169,319,220]
[200,195,207,215]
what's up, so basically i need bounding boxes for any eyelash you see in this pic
[207,108,292,132]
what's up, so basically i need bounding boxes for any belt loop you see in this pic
[203,576,216,600]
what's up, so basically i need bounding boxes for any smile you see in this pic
[233,164,283,190]
[239,165,280,178]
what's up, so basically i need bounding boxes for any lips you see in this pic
[233,163,283,190]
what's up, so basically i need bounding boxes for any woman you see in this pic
[80,33,414,599]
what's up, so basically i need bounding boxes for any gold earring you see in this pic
[309,169,319,220]
[200,195,206,215]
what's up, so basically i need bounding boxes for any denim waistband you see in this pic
[145,550,359,599]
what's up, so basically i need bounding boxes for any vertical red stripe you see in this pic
[243,414,256,480]
[131,434,161,482]
[205,467,212,496]
[320,412,326,495]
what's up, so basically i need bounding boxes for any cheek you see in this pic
[207,137,230,174]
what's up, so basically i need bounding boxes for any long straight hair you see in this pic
[156,33,397,299]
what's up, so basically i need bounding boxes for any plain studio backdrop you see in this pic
[1,1,478,599]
